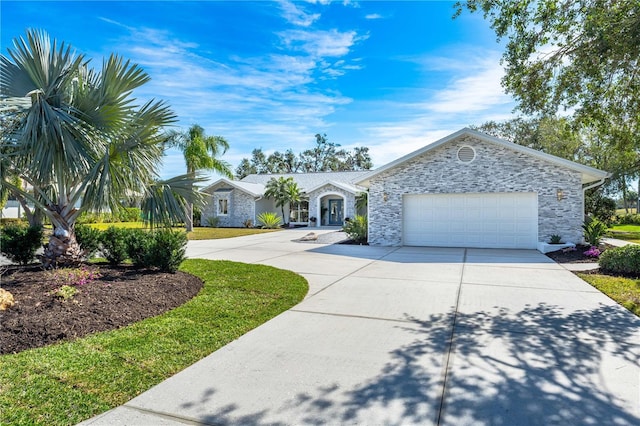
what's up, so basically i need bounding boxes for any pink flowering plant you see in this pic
[48,266,103,288]
[583,246,601,258]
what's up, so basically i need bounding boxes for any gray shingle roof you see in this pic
[241,171,369,193]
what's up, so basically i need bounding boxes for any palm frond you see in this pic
[141,173,209,228]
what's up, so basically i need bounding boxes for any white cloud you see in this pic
[427,60,512,113]
[365,13,383,20]
[277,0,320,27]
[278,28,364,57]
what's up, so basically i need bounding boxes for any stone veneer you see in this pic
[202,183,256,227]
[368,135,584,246]
[307,184,357,226]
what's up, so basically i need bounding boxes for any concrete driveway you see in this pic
[83,229,640,425]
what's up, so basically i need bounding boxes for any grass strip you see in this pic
[0,259,307,425]
[578,273,640,316]
[607,225,640,243]
[89,222,279,240]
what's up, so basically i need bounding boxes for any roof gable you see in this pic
[357,128,609,186]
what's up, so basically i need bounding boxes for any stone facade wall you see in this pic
[203,184,255,227]
[368,135,584,246]
[307,184,357,226]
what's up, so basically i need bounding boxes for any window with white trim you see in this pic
[289,200,309,223]
[217,198,229,215]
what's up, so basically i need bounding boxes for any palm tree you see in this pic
[0,29,205,267]
[170,124,232,231]
[264,177,300,224]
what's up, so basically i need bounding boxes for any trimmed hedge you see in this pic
[599,245,640,276]
[100,226,130,265]
[0,224,43,265]
[75,224,102,259]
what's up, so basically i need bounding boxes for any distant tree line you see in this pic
[235,133,373,179]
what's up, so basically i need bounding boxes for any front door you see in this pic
[328,199,344,225]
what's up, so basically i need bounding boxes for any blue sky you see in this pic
[2,0,516,180]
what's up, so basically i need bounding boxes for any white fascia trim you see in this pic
[356,128,610,186]
[305,180,361,195]
[202,178,264,198]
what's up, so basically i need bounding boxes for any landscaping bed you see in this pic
[0,264,203,354]
[545,244,612,264]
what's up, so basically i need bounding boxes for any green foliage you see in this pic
[0,218,25,225]
[53,285,79,301]
[585,191,617,225]
[125,229,153,268]
[549,234,563,244]
[146,229,187,273]
[472,116,583,161]
[234,135,372,179]
[0,224,43,265]
[257,212,283,229]
[100,227,129,265]
[582,217,608,246]
[599,245,640,277]
[264,176,300,223]
[343,215,368,243]
[75,225,102,259]
[617,214,640,226]
[206,216,220,227]
[455,1,640,125]
[118,208,142,223]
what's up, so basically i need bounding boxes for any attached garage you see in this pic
[357,128,610,249]
[402,193,538,249]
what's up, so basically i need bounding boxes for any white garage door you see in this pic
[403,193,538,249]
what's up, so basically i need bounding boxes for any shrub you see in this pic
[585,191,616,225]
[146,229,187,273]
[206,216,220,227]
[125,229,153,268]
[343,215,368,243]
[616,214,640,225]
[599,245,640,276]
[583,217,607,246]
[0,224,43,265]
[549,234,563,244]
[0,218,25,226]
[118,207,142,222]
[100,226,129,265]
[75,224,102,259]
[243,219,253,228]
[53,285,78,300]
[257,212,282,229]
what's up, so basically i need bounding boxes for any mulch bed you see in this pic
[545,244,600,264]
[0,264,203,355]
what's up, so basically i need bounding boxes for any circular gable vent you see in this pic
[457,146,476,163]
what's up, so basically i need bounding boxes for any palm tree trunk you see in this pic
[185,201,194,232]
[41,206,84,268]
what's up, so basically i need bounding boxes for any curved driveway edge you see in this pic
[81,229,640,425]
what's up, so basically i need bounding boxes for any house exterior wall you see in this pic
[307,184,357,226]
[368,135,584,246]
[203,184,255,227]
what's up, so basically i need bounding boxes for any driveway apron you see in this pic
[82,230,640,426]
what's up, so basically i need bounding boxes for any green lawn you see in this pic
[578,273,640,317]
[0,259,307,425]
[89,222,278,240]
[607,224,640,244]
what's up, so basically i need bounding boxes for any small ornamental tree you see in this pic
[0,29,205,267]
